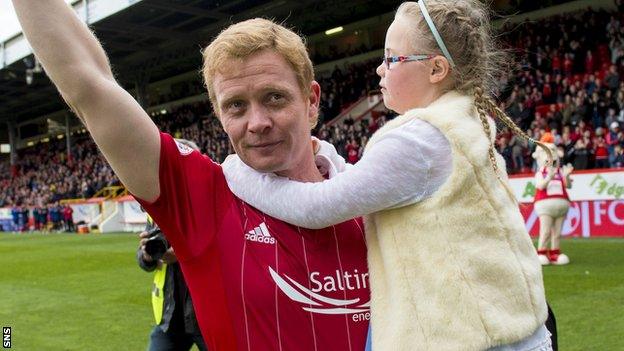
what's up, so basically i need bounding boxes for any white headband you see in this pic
[418,0,456,68]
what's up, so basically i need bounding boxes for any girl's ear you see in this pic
[430,56,451,84]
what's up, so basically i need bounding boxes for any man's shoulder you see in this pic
[162,133,217,163]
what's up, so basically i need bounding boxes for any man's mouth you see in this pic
[248,140,282,149]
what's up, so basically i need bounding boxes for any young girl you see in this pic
[224,1,553,350]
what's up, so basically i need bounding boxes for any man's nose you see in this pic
[247,104,272,134]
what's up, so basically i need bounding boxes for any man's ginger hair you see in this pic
[202,18,314,118]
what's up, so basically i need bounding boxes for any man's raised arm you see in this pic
[12,0,161,202]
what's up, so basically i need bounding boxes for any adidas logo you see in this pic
[245,222,275,245]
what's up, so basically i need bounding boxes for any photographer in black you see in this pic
[136,139,206,351]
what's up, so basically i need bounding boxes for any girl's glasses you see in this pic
[382,54,436,70]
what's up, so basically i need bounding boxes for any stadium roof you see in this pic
[0,0,402,124]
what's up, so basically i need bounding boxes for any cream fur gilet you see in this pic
[364,91,547,351]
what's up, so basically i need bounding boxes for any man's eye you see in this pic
[268,93,284,103]
[226,101,245,112]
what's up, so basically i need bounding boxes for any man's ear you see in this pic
[308,81,321,127]
[429,56,451,84]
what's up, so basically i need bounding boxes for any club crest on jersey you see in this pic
[245,222,275,244]
[174,140,194,155]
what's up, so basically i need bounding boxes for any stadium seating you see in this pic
[1,7,623,210]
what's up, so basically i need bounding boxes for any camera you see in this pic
[144,226,170,261]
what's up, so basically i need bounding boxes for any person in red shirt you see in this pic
[345,139,361,164]
[62,204,74,232]
[585,50,595,74]
[13,2,369,350]
[563,53,573,77]
[551,54,561,75]
[593,132,610,168]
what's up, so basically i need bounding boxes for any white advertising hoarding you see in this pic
[510,170,624,203]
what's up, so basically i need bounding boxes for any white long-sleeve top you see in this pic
[222,118,452,229]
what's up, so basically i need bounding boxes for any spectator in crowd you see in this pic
[612,144,624,167]
[345,138,361,164]
[498,136,514,173]
[594,130,610,168]
[510,132,528,172]
[572,138,591,170]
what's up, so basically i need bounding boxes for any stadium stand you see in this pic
[0,136,119,208]
[1,1,623,229]
[495,7,624,173]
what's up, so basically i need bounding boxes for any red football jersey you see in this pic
[137,133,370,351]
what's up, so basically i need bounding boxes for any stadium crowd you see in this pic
[1,6,624,217]
[495,7,624,173]
[0,137,118,209]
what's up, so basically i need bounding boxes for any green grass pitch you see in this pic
[1,232,622,350]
